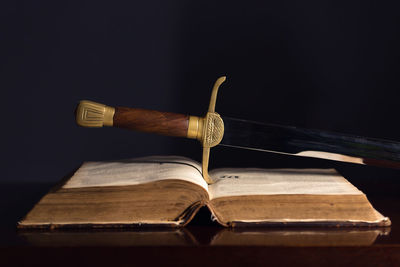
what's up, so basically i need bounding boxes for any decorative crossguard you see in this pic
[75,76,226,184]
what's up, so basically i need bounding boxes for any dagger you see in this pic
[75,76,400,184]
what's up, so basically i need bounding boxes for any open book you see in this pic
[18,156,390,228]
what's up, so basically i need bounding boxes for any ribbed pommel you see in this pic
[75,100,115,127]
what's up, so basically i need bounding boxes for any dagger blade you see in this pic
[220,116,400,168]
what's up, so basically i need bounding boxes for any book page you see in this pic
[208,168,363,200]
[63,156,208,191]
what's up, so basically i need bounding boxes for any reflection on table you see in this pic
[18,226,390,247]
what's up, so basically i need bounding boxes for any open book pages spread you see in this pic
[208,168,363,199]
[63,156,208,191]
[64,156,363,200]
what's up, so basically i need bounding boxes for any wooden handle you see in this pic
[75,100,192,138]
[113,107,189,138]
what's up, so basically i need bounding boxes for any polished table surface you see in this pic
[1,182,400,266]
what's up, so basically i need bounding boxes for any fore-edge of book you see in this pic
[18,156,391,229]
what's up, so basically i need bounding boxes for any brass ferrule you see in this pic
[76,100,115,127]
[103,106,115,126]
[187,116,204,140]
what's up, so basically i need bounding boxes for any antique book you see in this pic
[18,156,390,228]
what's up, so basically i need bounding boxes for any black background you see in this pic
[2,0,400,196]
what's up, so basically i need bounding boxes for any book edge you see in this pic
[17,183,208,229]
[17,221,184,230]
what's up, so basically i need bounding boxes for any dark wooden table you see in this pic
[1,183,400,266]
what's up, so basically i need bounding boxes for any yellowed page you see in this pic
[208,168,363,200]
[63,156,208,191]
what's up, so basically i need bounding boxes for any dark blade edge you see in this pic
[221,116,400,169]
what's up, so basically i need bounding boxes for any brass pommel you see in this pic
[76,100,115,127]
